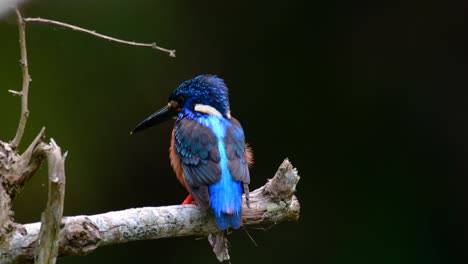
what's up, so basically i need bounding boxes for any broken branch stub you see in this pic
[35,139,67,264]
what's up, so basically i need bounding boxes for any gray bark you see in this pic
[1,159,300,264]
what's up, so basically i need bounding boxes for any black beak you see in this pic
[130,104,178,135]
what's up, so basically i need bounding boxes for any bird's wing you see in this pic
[174,118,221,209]
[225,117,251,184]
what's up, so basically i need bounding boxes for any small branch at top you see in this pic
[24,17,176,57]
[11,8,31,149]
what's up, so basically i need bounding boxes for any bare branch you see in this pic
[35,139,67,264]
[8,90,23,96]
[11,8,31,149]
[24,17,176,57]
[208,231,230,262]
[2,159,300,264]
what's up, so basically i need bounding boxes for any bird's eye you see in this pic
[176,96,185,105]
[168,96,185,110]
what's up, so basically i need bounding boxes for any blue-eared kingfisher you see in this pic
[131,75,253,230]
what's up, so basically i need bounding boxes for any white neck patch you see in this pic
[194,104,223,117]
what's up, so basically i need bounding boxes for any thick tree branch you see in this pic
[2,159,300,264]
[11,8,31,149]
[24,18,176,57]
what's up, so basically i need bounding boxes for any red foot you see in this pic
[182,194,197,205]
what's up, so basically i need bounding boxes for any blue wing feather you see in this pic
[175,114,249,230]
[225,118,250,184]
[174,118,220,209]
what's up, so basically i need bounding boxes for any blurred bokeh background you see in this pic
[0,0,461,263]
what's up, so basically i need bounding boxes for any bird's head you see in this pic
[131,75,231,134]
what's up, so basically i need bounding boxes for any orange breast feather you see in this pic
[170,128,190,192]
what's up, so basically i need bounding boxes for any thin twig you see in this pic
[11,8,31,149]
[8,89,23,96]
[243,229,258,247]
[24,17,176,57]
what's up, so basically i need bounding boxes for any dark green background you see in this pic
[0,1,459,263]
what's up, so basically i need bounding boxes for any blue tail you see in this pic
[215,211,241,230]
[209,179,243,230]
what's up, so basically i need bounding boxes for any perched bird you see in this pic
[131,75,252,230]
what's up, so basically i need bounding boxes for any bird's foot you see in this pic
[182,194,197,205]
